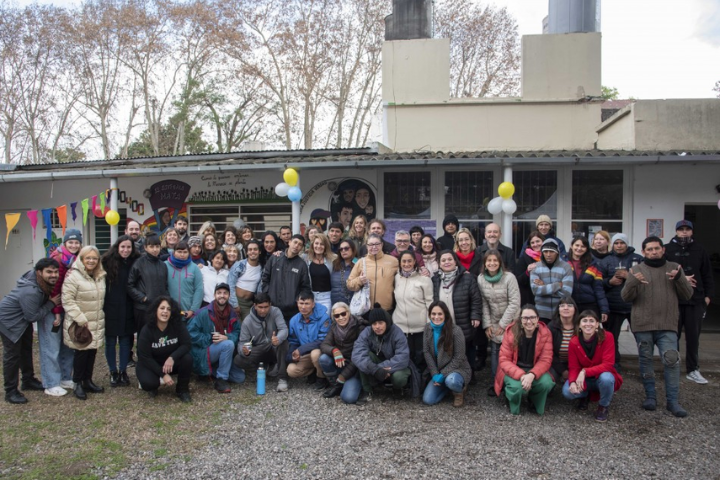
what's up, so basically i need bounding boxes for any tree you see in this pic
[601,86,620,100]
[714,80,719,98]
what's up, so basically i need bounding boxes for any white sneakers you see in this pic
[686,370,708,384]
[276,379,288,392]
[60,380,74,389]
[44,386,68,396]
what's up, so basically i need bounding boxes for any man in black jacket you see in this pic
[261,234,311,320]
[478,223,516,271]
[436,214,459,251]
[665,220,715,384]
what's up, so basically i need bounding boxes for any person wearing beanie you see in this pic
[165,241,203,320]
[436,214,459,252]
[530,239,574,323]
[521,216,566,257]
[598,233,643,368]
[187,236,205,266]
[351,303,412,405]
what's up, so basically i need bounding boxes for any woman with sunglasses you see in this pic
[331,240,358,306]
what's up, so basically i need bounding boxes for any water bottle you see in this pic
[257,362,266,395]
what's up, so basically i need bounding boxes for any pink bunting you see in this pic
[27,210,39,240]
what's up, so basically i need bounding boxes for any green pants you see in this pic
[503,372,554,415]
[359,351,410,393]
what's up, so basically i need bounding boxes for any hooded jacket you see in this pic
[479,271,521,344]
[664,237,714,305]
[165,259,204,313]
[62,260,107,350]
[598,247,644,313]
[352,316,410,377]
[238,305,289,348]
[261,252,311,316]
[494,321,553,396]
[127,253,169,311]
[436,214,459,252]
[286,303,331,359]
[431,265,483,341]
[564,258,609,314]
[187,301,241,376]
[0,271,56,343]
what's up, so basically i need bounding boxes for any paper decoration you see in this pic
[70,202,78,223]
[5,213,20,249]
[99,192,106,212]
[56,205,67,236]
[41,209,53,242]
[27,210,39,239]
[81,198,89,225]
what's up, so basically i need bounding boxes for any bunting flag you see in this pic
[56,205,67,236]
[70,202,78,223]
[91,195,97,214]
[27,210,39,239]
[41,209,53,242]
[5,213,20,249]
[99,192,106,212]
[81,198,89,225]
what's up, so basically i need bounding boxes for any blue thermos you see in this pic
[257,362,266,395]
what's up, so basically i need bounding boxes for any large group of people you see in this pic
[0,213,713,422]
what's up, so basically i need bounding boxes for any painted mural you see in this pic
[302,177,378,232]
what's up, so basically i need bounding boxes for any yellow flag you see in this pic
[5,213,20,249]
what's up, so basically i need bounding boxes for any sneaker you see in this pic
[176,392,192,403]
[276,379,288,392]
[642,397,657,411]
[595,405,609,422]
[686,370,708,385]
[487,385,497,397]
[323,383,343,398]
[667,403,688,418]
[5,390,28,404]
[44,386,68,397]
[355,391,372,406]
[60,380,74,389]
[214,378,231,393]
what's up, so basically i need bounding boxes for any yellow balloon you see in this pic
[105,210,120,226]
[283,168,299,187]
[498,182,515,199]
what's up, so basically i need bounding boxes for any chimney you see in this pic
[384,0,433,41]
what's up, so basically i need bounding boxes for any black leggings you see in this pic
[73,349,97,383]
[136,353,193,393]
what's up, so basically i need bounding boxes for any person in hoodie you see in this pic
[0,258,60,404]
[165,241,203,320]
[261,234,311,320]
[436,214,459,252]
[127,234,169,333]
[187,283,244,393]
[598,233,643,368]
[352,304,412,405]
[234,293,290,392]
[286,292,331,389]
[664,220,715,385]
[531,238,574,324]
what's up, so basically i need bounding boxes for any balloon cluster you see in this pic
[276,168,302,202]
[487,182,517,215]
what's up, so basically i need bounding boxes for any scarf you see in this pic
[422,251,437,264]
[56,245,77,268]
[484,270,503,283]
[644,257,667,268]
[525,248,541,262]
[212,302,231,334]
[456,250,474,270]
[673,236,693,248]
[168,253,192,269]
[431,321,444,356]
[440,267,459,288]
[35,272,54,297]
[399,270,414,278]
[581,334,598,360]
[334,315,357,346]
[191,255,205,265]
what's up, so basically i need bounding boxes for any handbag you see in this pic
[349,258,371,316]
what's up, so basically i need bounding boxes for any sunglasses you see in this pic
[338,246,351,252]
[333,311,348,319]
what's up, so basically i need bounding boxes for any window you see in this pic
[571,170,624,240]
[188,204,291,238]
[384,172,431,219]
[512,170,558,253]
[444,170,494,242]
[94,210,127,254]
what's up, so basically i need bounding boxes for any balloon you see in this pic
[283,168,299,187]
[93,205,109,218]
[105,210,120,226]
[498,182,515,199]
[501,198,517,215]
[487,197,503,215]
[288,186,302,202]
[275,182,290,197]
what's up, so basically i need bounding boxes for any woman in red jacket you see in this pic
[494,305,555,415]
[562,310,623,422]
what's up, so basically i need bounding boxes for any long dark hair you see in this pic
[101,235,139,284]
[551,295,579,328]
[575,309,606,343]
[145,296,183,329]
[512,304,540,350]
[570,235,592,271]
[333,240,357,271]
[428,300,454,356]
[260,232,280,267]
[420,234,439,254]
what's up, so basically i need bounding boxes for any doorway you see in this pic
[684,204,720,331]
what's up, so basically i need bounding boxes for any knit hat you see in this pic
[611,233,629,246]
[188,236,202,248]
[442,214,459,230]
[675,220,693,230]
[63,229,82,244]
[536,215,552,227]
[368,303,392,327]
[541,238,559,253]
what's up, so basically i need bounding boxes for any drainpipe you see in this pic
[502,166,513,247]
[110,178,118,244]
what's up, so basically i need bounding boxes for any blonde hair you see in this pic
[453,228,477,252]
[307,233,336,263]
[78,245,104,277]
[161,228,179,249]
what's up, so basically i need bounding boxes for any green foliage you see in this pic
[601,86,620,100]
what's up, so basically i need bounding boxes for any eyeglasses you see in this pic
[396,239,410,244]
[85,257,99,261]
[333,311,347,319]
[521,316,538,322]
[367,243,382,248]
[338,246,351,252]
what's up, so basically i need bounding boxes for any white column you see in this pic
[110,178,119,244]
[502,166,513,246]
[292,179,301,235]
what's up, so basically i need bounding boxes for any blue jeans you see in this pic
[105,334,133,373]
[422,372,465,405]
[318,353,363,404]
[209,340,246,383]
[562,372,616,407]
[37,312,73,388]
[634,330,680,405]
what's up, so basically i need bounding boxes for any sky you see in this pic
[9,0,720,99]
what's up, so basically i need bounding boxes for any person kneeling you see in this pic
[494,305,555,415]
[422,301,472,407]
[187,283,245,393]
[562,310,623,422]
[234,293,289,392]
[352,304,412,405]
[137,297,193,402]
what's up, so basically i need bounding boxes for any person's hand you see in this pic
[666,267,682,281]
[197,264,204,269]
[569,382,581,395]
[527,263,538,273]
[213,333,227,343]
[273,250,283,257]
[292,349,301,362]
[533,278,545,286]
[601,313,608,323]
[494,326,504,337]
[359,274,369,286]
[53,313,62,327]
[242,346,251,356]
[520,372,534,391]
[163,374,174,387]
[271,331,279,346]
[576,370,586,390]
[706,297,711,306]
[614,268,628,280]
[163,357,175,375]
[332,348,345,368]
[485,327,493,339]
[471,320,481,328]
[185,310,194,319]
[686,274,697,288]
[420,267,431,278]
[50,294,62,305]
[608,275,623,286]
[630,269,648,284]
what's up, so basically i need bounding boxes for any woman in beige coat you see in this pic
[63,245,107,400]
[478,249,520,395]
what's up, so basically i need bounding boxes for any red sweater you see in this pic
[568,333,623,401]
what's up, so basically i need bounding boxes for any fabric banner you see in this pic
[27,210,39,239]
[41,209,53,242]
[81,198,89,226]
[5,213,20,249]
[70,202,78,223]
[56,205,67,236]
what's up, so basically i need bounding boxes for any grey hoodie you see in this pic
[0,271,56,342]
[237,305,288,351]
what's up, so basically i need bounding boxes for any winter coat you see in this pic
[565,258,609,314]
[261,253,311,315]
[530,258,574,320]
[238,305,289,349]
[347,252,399,311]
[598,248,644,313]
[513,251,540,307]
[330,260,357,306]
[567,333,623,402]
[494,321,553,396]
[431,265,483,341]
[50,246,77,315]
[353,323,410,377]
[478,271,521,344]
[422,323,472,385]
[0,271,56,343]
[665,237,715,305]
[127,254,169,311]
[166,260,204,313]
[478,242,517,273]
[187,302,241,376]
[286,303,331,360]
[320,314,368,380]
[393,271,434,334]
[62,261,107,350]
[436,233,456,252]
[103,256,137,337]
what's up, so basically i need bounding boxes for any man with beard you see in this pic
[125,220,145,253]
[174,216,189,243]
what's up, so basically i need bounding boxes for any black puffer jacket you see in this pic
[127,254,169,311]
[431,265,483,341]
[320,314,368,380]
[665,237,715,305]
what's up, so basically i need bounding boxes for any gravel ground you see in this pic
[114,362,720,480]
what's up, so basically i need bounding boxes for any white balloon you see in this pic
[275,182,290,197]
[487,196,503,215]
[502,198,517,214]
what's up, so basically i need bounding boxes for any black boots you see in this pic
[5,389,28,404]
[82,380,104,394]
[74,383,87,400]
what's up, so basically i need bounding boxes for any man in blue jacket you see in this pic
[286,292,331,390]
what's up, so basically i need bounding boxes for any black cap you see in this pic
[214,282,230,293]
